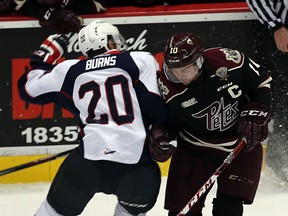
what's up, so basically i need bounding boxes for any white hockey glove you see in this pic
[30,34,69,68]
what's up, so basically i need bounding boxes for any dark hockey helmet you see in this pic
[163,33,204,69]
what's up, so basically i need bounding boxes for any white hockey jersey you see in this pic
[18,50,168,164]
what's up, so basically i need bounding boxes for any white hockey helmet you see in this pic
[78,20,127,56]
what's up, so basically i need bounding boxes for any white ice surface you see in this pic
[0,167,287,216]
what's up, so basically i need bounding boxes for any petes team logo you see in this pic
[192,97,239,131]
[220,48,241,64]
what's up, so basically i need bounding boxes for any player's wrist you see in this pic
[271,21,284,32]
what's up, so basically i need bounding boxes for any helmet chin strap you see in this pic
[196,56,204,69]
[187,56,203,83]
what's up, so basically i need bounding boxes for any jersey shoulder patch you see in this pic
[203,47,245,76]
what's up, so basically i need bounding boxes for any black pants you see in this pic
[47,149,161,215]
[168,193,243,216]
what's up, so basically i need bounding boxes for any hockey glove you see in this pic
[236,102,271,152]
[148,124,176,162]
[38,7,82,33]
[30,34,69,68]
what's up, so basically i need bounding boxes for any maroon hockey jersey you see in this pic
[157,47,272,152]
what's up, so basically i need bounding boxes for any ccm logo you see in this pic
[240,110,268,117]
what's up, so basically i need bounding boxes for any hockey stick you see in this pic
[177,138,246,216]
[0,148,74,176]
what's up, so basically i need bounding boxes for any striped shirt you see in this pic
[246,0,288,31]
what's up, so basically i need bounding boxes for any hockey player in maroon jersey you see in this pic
[18,20,169,216]
[154,33,272,216]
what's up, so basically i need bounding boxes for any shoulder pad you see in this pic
[203,48,245,75]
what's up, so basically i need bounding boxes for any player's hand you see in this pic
[38,7,82,34]
[30,34,69,67]
[147,124,176,162]
[236,102,271,152]
[274,27,288,53]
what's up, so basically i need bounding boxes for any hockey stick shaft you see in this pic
[0,148,74,176]
[177,138,246,216]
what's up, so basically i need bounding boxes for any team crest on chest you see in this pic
[192,97,239,131]
[216,67,229,80]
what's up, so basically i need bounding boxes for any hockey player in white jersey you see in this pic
[18,20,169,216]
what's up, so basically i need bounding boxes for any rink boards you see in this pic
[0,144,268,183]
[0,147,171,183]
[0,2,277,183]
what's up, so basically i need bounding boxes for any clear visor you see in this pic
[163,63,181,83]
[163,57,203,84]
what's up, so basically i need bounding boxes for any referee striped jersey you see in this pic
[246,0,288,31]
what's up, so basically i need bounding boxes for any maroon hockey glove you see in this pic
[30,34,69,67]
[38,7,82,33]
[0,0,14,13]
[148,124,176,162]
[236,102,271,152]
